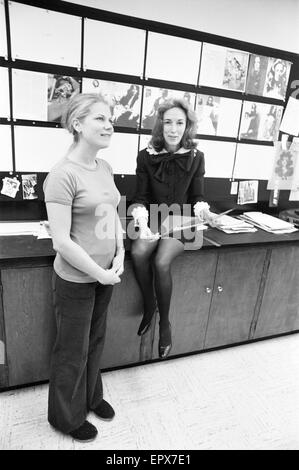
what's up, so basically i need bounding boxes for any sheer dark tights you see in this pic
[131,237,184,333]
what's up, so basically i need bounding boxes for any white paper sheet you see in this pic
[0,221,41,236]
[0,125,13,171]
[12,69,48,121]
[9,2,81,67]
[84,19,145,76]
[0,0,7,57]
[0,67,10,118]
[146,32,201,84]
[195,140,236,178]
[99,133,139,174]
[14,126,73,172]
[279,97,299,136]
[233,143,275,180]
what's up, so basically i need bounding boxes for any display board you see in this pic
[0,0,298,211]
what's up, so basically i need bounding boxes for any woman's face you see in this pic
[274,62,284,81]
[162,107,187,152]
[77,102,114,149]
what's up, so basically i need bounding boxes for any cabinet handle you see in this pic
[217,285,223,292]
[205,287,212,293]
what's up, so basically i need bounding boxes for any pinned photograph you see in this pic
[267,140,299,190]
[21,173,38,200]
[239,101,283,141]
[47,75,80,122]
[237,180,258,205]
[246,54,268,96]
[0,176,20,198]
[82,78,141,128]
[263,58,292,101]
[222,49,249,92]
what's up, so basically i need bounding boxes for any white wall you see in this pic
[63,0,299,54]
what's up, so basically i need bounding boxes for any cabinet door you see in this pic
[1,265,55,387]
[204,247,267,349]
[152,250,218,359]
[253,245,299,338]
[101,259,144,368]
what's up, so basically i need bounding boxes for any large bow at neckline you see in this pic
[150,152,193,182]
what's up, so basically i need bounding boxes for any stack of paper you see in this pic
[210,213,257,234]
[0,221,42,236]
[239,212,298,234]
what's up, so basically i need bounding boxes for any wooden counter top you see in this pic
[0,225,299,260]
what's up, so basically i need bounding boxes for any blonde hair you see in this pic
[61,93,110,142]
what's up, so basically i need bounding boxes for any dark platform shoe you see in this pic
[158,322,172,359]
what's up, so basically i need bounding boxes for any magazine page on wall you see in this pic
[262,57,292,101]
[0,0,7,58]
[199,43,249,92]
[245,54,269,96]
[239,101,283,142]
[9,2,81,67]
[0,67,10,118]
[141,87,196,130]
[82,78,142,128]
[195,94,242,137]
[145,31,201,84]
[47,75,80,122]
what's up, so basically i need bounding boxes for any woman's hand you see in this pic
[112,248,125,276]
[140,225,160,242]
[98,268,121,285]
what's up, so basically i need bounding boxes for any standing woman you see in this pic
[131,98,209,359]
[43,93,125,442]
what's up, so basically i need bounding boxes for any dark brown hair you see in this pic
[149,98,198,152]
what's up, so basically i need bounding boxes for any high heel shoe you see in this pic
[158,322,172,359]
[137,308,157,336]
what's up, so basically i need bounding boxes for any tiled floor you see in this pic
[1,334,299,450]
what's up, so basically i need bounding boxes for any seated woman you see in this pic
[130,98,211,359]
